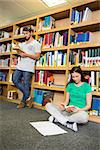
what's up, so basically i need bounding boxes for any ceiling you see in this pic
[0,0,93,27]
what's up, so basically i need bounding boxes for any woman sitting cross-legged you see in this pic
[45,66,92,132]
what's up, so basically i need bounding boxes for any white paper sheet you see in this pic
[30,121,67,136]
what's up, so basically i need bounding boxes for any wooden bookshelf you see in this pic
[0,0,100,122]
[89,115,100,123]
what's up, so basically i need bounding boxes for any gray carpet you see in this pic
[0,100,100,150]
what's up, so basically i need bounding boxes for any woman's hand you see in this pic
[66,106,81,113]
[66,107,75,112]
[59,102,66,110]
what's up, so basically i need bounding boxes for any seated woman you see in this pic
[45,66,92,132]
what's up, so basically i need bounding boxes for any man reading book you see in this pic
[45,66,92,132]
[12,26,41,108]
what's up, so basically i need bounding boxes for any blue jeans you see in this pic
[12,69,33,104]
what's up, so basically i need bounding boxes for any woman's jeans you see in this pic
[12,69,33,104]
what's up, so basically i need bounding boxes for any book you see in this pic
[12,43,25,54]
[61,104,78,112]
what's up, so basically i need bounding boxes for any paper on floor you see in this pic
[30,121,67,136]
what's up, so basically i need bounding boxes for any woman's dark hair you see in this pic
[68,66,85,84]
[23,25,34,32]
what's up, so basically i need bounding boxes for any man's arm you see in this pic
[19,52,41,60]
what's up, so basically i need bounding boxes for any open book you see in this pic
[65,105,78,112]
[12,43,25,53]
[61,103,78,112]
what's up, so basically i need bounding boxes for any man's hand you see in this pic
[19,52,28,57]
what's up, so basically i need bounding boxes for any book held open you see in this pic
[12,43,25,54]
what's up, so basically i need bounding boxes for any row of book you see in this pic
[7,90,18,100]
[70,31,92,44]
[39,31,68,48]
[0,71,6,81]
[0,31,10,40]
[35,70,54,86]
[36,51,67,67]
[34,70,100,91]
[71,7,92,24]
[69,48,100,67]
[0,43,12,53]
[89,97,100,116]
[33,89,54,106]
[0,58,10,67]
[90,71,100,91]
[38,16,55,31]
[11,57,19,67]
[14,25,36,36]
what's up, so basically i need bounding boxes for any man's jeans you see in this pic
[12,69,33,104]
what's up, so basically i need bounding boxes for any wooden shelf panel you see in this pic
[13,34,25,39]
[13,32,37,40]
[81,66,100,71]
[0,37,13,42]
[42,43,100,51]
[0,67,10,70]
[33,102,45,110]
[0,52,11,56]
[33,84,65,92]
[37,26,69,35]
[0,81,9,85]
[36,66,66,70]
[71,20,100,32]
[89,115,100,123]
[11,51,18,54]
[71,19,100,30]
[0,81,14,85]
[68,66,100,71]
[42,46,69,52]
[92,91,100,96]
[69,42,100,49]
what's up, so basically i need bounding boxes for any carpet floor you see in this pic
[0,100,100,150]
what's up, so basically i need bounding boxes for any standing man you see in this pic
[13,26,41,108]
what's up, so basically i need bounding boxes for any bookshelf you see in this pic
[0,0,100,123]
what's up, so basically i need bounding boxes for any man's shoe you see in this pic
[17,102,25,109]
[26,97,33,108]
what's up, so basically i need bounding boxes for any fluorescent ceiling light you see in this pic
[42,0,67,7]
